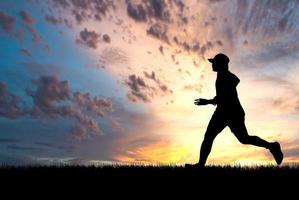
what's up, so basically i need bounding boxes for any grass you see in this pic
[1,163,299,178]
[1,164,298,197]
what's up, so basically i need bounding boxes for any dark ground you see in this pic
[1,165,298,197]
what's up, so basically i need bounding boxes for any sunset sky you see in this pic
[0,0,299,166]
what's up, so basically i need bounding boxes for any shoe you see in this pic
[270,142,283,165]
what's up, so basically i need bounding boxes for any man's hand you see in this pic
[194,98,209,106]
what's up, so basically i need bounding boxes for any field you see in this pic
[1,164,298,182]
[1,164,298,196]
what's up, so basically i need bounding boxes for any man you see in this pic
[186,53,283,167]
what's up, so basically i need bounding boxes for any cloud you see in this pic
[34,142,78,153]
[0,75,113,139]
[277,139,299,161]
[26,75,105,136]
[166,36,214,57]
[19,10,35,25]
[158,45,164,55]
[20,48,32,57]
[72,10,86,24]
[254,41,299,64]
[99,47,129,66]
[0,11,15,33]
[147,0,170,22]
[126,0,172,22]
[26,25,42,42]
[50,0,116,24]
[209,0,226,3]
[284,146,299,159]
[126,0,299,62]
[0,138,20,143]
[125,74,151,103]
[124,0,190,48]
[144,71,157,81]
[256,76,299,114]
[52,0,70,8]
[71,125,88,141]
[73,91,112,117]
[127,1,147,22]
[18,10,43,43]
[271,96,299,114]
[124,72,172,103]
[102,34,111,43]
[237,1,297,36]
[63,106,102,134]
[48,0,299,64]
[45,15,63,25]
[7,145,43,151]
[34,142,55,147]
[221,0,299,63]
[0,82,25,119]
[216,40,223,46]
[27,75,71,118]
[76,28,100,49]
[147,23,169,43]
[143,71,173,94]
[172,0,185,12]
[48,0,190,55]
[254,75,291,87]
[69,0,88,10]
[183,84,203,93]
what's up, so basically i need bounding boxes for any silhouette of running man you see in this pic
[186,53,283,167]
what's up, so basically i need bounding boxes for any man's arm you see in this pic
[210,96,217,105]
[194,96,217,106]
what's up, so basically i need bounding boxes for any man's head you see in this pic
[208,53,230,72]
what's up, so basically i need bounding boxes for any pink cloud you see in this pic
[0,76,115,140]
[125,74,152,103]
[125,72,173,103]
[71,125,88,141]
[102,34,111,43]
[51,0,115,24]
[0,11,15,33]
[27,75,71,118]
[17,10,44,44]
[73,91,112,117]
[19,10,35,25]
[25,75,107,136]
[0,82,25,119]
[76,28,101,49]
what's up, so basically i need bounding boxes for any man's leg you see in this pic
[229,117,283,164]
[198,114,227,166]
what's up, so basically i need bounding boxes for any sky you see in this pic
[0,0,299,166]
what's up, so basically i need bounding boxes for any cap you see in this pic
[208,53,230,64]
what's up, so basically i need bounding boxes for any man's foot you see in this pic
[269,142,283,165]
[185,163,204,168]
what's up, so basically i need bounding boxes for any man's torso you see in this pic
[215,71,245,117]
